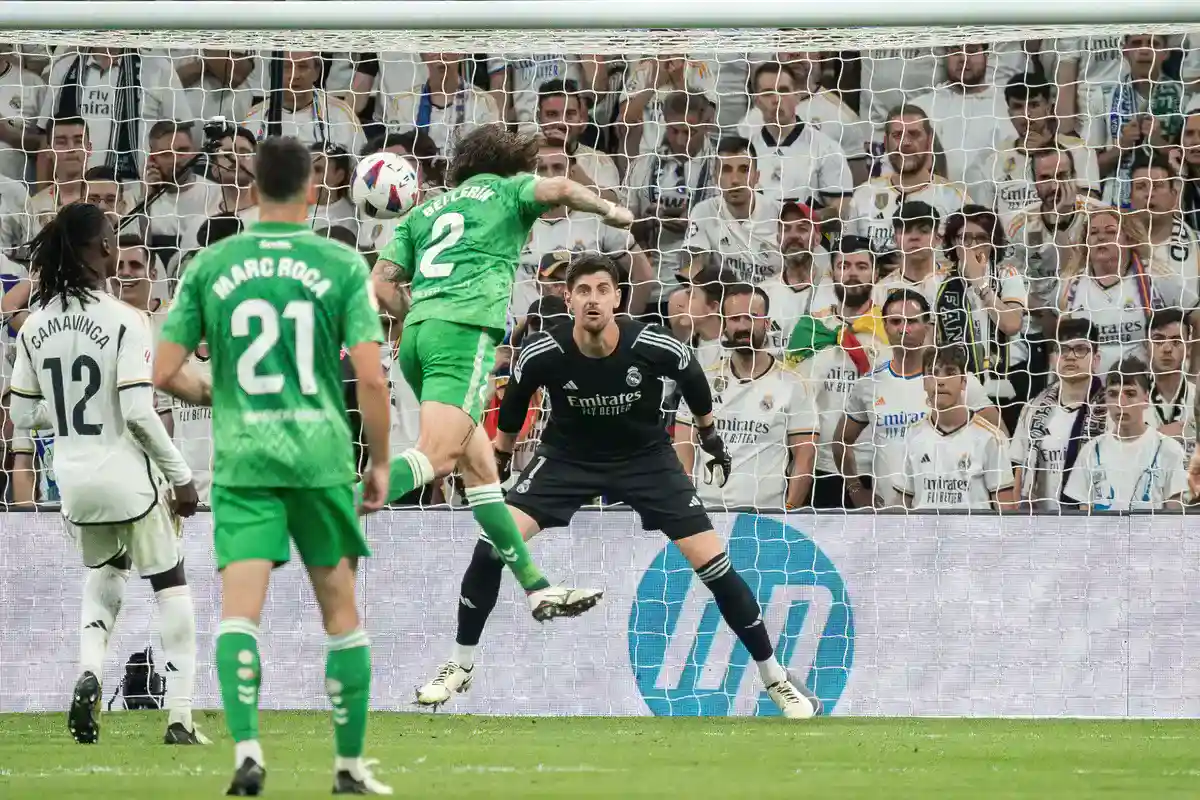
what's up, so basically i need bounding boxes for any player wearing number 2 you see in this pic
[155,137,394,796]
[369,123,634,620]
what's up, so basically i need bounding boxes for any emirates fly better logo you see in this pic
[628,515,854,716]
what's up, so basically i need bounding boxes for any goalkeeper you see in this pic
[369,124,633,621]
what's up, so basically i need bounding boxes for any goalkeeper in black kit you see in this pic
[415,253,821,718]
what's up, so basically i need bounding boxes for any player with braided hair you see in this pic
[8,201,205,746]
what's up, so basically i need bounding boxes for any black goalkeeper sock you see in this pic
[456,539,505,647]
[697,553,774,662]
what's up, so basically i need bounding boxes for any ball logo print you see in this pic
[628,515,854,716]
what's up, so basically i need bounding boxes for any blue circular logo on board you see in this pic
[628,514,854,716]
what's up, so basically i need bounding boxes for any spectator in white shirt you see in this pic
[1064,358,1187,511]
[26,116,90,237]
[618,55,717,165]
[40,48,192,180]
[871,200,946,307]
[309,142,360,240]
[1058,207,1192,372]
[0,45,44,181]
[243,51,363,155]
[627,92,718,290]
[762,200,834,346]
[1083,34,1185,207]
[489,54,602,132]
[537,79,621,204]
[742,62,854,218]
[1047,35,1128,133]
[173,49,259,123]
[908,44,1018,186]
[142,120,221,282]
[81,164,131,224]
[810,236,888,367]
[1128,151,1200,280]
[899,344,1015,511]
[1011,317,1107,512]
[667,261,731,371]
[1147,308,1195,445]
[382,53,501,159]
[684,136,782,284]
[848,104,967,254]
[970,73,1100,224]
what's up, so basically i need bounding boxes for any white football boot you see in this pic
[415,661,473,709]
[766,672,821,719]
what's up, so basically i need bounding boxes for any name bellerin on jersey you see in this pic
[211,257,333,300]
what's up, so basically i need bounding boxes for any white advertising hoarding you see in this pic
[1,511,1197,717]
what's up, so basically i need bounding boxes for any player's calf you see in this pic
[148,560,206,743]
[70,551,131,744]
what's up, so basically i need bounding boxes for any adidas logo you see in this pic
[84,620,108,632]
[688,496,702,507]
[920,454,931,464]
[563,380,578,390]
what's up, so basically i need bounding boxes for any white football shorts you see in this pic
[63,498,183,577]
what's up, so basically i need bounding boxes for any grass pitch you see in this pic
[1,712,1197,798]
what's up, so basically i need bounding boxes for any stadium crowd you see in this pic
[1,39,1200,513]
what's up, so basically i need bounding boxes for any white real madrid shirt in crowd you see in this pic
[1058,271,1196,373]
[512,211,636,315]
[621,58,719,156]
[0,59,44,180]
[794,339,878,477]
[0,250,28,395]
[1148,376,1196,456]
[737,92,873,163]
[1009,392,1099,512]
[1063,426,1187,510]
[0,174,29,250]
[899,413,1013,510]
[243,91,364,156]
[1145,215,1200,280]
[383,82,502,157]
[9,291,190,524]
[169,49,264,124]
[144,176,223,274]
[39,51,193,176]
[572,143,622,200]
[906,83,1019,186]
[846,176,968,254]
[869,263,948,308]
[762,264,836,349]
[937,262,1030,370]
[489,54,585,131]
[677,355,818,510]
[625,143,717,275]
[746,120,854,207]
[684,192,782,284]
[1044,36,1128,94]
[173,350,213,503]
[967,135,1100,227]
[309,196,361,241]
[1007,195,1109,321]
[845,360,993,507]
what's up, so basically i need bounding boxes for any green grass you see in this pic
[1,712,1198,798]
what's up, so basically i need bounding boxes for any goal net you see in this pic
[2,16,1200,718]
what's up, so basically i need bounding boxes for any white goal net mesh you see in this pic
[2,22,1200,721]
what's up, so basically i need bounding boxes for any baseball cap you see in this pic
[538,249,572,280]
[780,199,818,222]
[893,200,939,230]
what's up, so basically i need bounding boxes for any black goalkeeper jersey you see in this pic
[497,318,715,462]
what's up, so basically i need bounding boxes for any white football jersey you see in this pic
[745,119,854,206]
[906,85,1019,186]
[1145,215,1200,280]
[762,271,836,353]
[1008,396,1092,512]
[844,360,993,507]
[1007,195,1110,321]
[490,55,585,130]
[677,356,818,510]
[1063,427,1187,510]
[381,83,502,157]
[968,135,1100,227]
[1045,36,1127,88]
[685,193,783,284]
[846,176,967,254]
[243,92,364,157]
[0,62,44,181]
[795,344,876,475]
[10,291,164,524]
[513,212,636,316]
[1058,272,1195,373]
[173,352,212,504]
[737,92,872,162]
[900,414,1013,510]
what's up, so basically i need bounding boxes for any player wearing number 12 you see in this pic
[370,124,635,620]
[155,137,394,796]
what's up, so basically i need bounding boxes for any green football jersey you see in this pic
[160,221,384,489]
[378,172,550,331]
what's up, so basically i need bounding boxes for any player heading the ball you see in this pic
[416,253,820,719]
[366,123,634,621]
[155,136,393,796]
[9,202,205,747]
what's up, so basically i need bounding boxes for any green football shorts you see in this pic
[210,484,369,570]
[398,318,501,424]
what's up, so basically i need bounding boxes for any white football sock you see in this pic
[236,739,264,768]
[155,584,197,730]
[451,643,476,670]
[79,563,129,679]
[757,657,787,686]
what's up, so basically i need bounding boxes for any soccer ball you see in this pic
[351,152,420,219]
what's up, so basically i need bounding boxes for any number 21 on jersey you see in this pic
[231,298,317,395]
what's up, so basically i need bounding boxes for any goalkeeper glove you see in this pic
[496,448,514,483]
[696,424,732,487]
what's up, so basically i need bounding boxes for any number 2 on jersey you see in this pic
[231,299,316,395]
[417,212,464,278]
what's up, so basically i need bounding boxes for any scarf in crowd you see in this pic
[1107,73,1184,208]
[1019,378,1108,504]
[785,314,872,376]
[58,51,142,181]
[934,268,997,376]
[643,140,715,217]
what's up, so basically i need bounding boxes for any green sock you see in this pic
[465,484,550,591]
[326,629,372,759]
[216,618,261,743]
[355,449,434,507]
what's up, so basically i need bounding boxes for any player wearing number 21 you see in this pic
[368,123,635,621]
[154,136,393,796]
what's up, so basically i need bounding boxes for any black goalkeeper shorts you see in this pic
[505,446,713,540]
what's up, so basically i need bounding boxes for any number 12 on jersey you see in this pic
[232,298,317,395]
